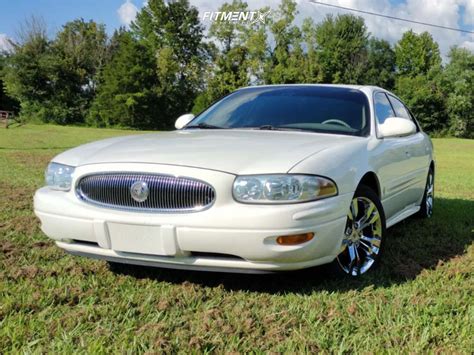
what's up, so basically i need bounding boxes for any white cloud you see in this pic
[458,0,474,26]
[0,33,14,52]
[118,0,139,26]
[460,40,474,51]
[190,0,474,59]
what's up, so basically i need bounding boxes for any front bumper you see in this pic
[34,163,352,272]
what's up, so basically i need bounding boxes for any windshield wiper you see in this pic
[253,125,308,132]
[185,122,224,129]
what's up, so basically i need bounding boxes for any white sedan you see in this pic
[34,84,434,276]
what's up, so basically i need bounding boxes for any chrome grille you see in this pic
[76,173,215,212]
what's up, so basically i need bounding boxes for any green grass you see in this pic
[1,124,473,353]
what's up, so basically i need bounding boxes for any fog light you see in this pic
[276,232,314,245]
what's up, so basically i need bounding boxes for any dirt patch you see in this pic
[32,240,52,248]
[156,299,170,311]
[7,151,54,172]
[392,257,424,279]
[137,322,166,335]
[442,251,474,278]
[11,265,40,279]
[0,240,23,263]
[0,182,40,235]
[0,182,36,212]
[1,214,40,235]
[0,240,17,255]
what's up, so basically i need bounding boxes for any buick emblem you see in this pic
[130,181,149,202]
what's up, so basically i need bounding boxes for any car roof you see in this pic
[238,83,386,95]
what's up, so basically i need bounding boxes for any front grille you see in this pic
[76,173,215,212]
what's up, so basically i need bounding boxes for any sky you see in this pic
[0,0,473,59]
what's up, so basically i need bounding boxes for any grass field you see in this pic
[1,124,473,352]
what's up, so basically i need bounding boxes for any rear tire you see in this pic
[330,185,386,277]
[416,168,434,218]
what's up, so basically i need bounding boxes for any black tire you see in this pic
[330,185,387,277]
[416,168,434,218]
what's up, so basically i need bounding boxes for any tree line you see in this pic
[0,0,472,137]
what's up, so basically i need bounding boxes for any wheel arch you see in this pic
[429,160,435,175]
[358,171,381,198]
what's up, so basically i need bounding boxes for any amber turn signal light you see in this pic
[276,232,314,246]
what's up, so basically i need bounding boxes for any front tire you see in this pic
[332,185,386,277]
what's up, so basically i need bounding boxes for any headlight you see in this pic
[233,174,337,204]
[45,162,75,191]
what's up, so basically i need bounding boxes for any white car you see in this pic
[34,85,434,276]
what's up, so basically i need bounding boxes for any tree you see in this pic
[441,47,474,138]
[47,19,108,123]
[0,53,19,112]
[315,14,368,84]
[193,0,252,111]
[395,30,441,77]
[2,17,107,124]
[132,0,209,126]
[301,18,322,83]
[2,16,56,122]
[363,38,395,89]
[394,30,445,133]
[192,0,273,112]
[88,30,159,129]
[395,74,447,133]
[263,0,305,84]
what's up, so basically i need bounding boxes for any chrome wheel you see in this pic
[337,197,383,276]
[425,172,434,217]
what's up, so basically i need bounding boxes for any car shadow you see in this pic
[111,197,474,294]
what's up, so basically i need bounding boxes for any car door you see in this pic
[387,94,430,206]
[372,92,415,219]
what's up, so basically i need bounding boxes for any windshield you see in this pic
[189,86,370,136]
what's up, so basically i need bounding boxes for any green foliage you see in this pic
[2,25,52,122]
[395,74,447,132]
[440,47,474,138]
[192,0,274,109]
[1,1,472,135]
[131,0,209,127]
[0,53,19,112]
[395,30,441,77]
[363,38,395,89]
[393,31,447,133]
[2,18,107,124]
[51,19,108,122]
[194,0,252,109]
[264,0,305,84]
[315,14,368,84]
[301,18,322,83]
[87,30,159,129]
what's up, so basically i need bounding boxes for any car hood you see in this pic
[53,130,363,175]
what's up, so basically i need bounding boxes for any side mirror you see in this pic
[175,113,195,130]
[378,117,416,138]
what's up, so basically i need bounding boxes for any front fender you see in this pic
[288,138,376,196]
